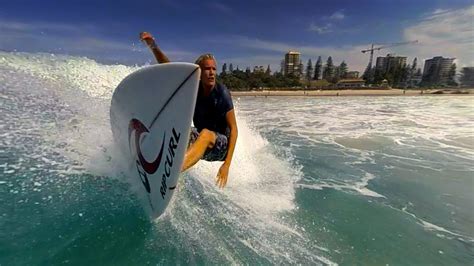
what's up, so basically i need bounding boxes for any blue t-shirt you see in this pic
[193,82,234,136]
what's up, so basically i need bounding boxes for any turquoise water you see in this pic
[1,52,473,265]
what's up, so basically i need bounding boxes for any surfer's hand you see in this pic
[139,32,156,47]
[216,163,229,188]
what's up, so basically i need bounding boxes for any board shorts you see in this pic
[189,127,228,161]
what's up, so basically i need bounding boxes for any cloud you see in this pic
[399,6,474,68]
[0,20,128,52]
[432,8,450,15]
[0,20,87,33]
[232,5,474,74]
[309,10,346,34]
[308,23,333,34]
[208,2,232,13]
[328,10,345,20]
[0,19,195,65]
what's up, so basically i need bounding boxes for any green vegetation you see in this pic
[362,56,459,88]
[313,56,322,80]
[220,55,468,90]
[219,56,354,90]
[322,56,335,82]
[218,68,301,91]
[364,62,412,87]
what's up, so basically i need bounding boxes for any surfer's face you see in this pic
[200,59,216,89]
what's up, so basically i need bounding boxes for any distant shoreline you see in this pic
[230,89,473,97]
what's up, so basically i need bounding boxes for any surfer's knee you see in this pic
[199,128,217,148]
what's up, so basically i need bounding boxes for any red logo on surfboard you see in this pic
[128,119,166,193]
[128,118,181,197]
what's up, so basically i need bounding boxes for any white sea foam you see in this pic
[239,97,474,153]
[163,113,334,264]
[387,204,474,243]
[240,96,474,197]
[0,51,134,99]
[297,172,385,198]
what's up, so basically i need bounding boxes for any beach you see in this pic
[231,88,473,97]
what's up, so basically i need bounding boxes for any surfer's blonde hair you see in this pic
[195,53,217,67]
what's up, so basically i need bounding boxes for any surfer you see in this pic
[140,32,238,188]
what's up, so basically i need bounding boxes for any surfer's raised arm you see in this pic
[139,32,170,64]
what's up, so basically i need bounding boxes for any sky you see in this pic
[0,0,472,73]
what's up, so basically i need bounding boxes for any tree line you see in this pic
[219,63,300,91]
[218,56,352,90]
[304,56,349,83]
[362,58,458,87]
[219,57,469,90]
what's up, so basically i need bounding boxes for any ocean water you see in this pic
[1,52,473,265]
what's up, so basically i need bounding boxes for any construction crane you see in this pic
[361,40,418,71]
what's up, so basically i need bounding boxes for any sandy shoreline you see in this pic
[230,89,473,97]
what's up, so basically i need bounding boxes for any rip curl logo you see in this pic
[128,119,165,193]
[128,119,181,199]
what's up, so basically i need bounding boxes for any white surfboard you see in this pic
[110,63,200,219]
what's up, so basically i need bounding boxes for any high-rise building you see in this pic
[375,54,407,74]
[460,67,474,87]
[422,56,455,84]
[284,51,301,76]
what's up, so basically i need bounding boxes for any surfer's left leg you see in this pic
[181,128,217,172]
